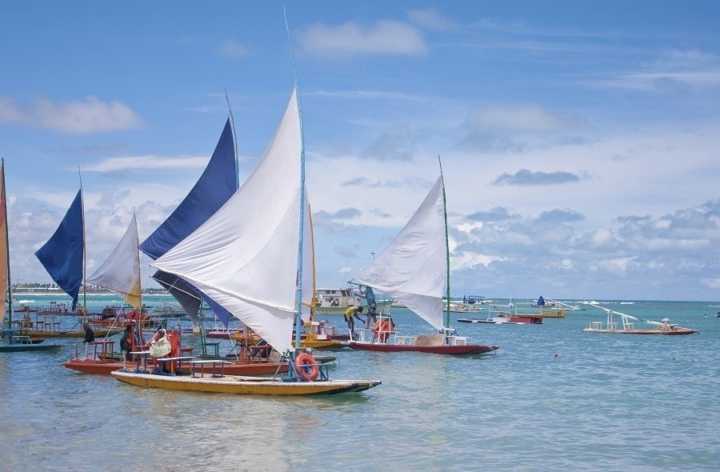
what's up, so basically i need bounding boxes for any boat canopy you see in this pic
[140,119,237,324]
[35,190,85,310]
[356,176,447,331]
[153,89,309,354]
[88,213,141,309]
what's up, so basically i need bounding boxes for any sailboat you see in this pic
[31,183,123,339]
[0,159,60,352]
[348,159,498,355]
[64,213,145,372]
[111,88,380,395]
[140,118,237,334]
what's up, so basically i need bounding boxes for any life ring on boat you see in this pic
[295,352,319,382]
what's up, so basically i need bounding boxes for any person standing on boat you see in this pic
[83,322,95,359]
[120,324,135,368]
[344,305,363,339]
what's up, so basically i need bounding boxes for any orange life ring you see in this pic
[295,352,319,382]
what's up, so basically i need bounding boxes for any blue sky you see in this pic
[2,1,720,300]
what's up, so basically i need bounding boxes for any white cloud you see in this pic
[83,155,209,173]
[470,105,572,131]
[338,266,353,274]
[702,278,720,289]
[0,96,140,134]
[589,49,720,91]
[408,8,457,31]
[219,40,249,58]
[299,20,427,57]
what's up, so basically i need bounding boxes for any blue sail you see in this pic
[35,190,84,310]
[141,119,237,324]
[140,119,237,258]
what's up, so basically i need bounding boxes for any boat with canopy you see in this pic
[0,160,61,352]
[584,305,697,335]
[348,159,498,355]
[112,88,380,395]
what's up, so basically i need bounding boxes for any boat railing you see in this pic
[393,335,417,345]
[448,336,468,346]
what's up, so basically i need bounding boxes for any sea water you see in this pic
[0,296,718,471]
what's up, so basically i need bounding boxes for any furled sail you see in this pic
[140,119,238,321]
[0,161,9,324]
[88,213,141,309]
[35,190,85,310]
[356,177,447,330]
[154,89,304,354]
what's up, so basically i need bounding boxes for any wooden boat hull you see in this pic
[64,358,289,376]
[584,328,697,335]
[111,371,381,396]
[0,342,62,352]
[301,339,345,349]
[539,309,566,318]
[25,327,124,339]
[348,341,498,355]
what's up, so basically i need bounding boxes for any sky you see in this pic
[1,1,720,300]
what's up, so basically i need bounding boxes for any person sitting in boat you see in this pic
[83,322,95,359]
[21,313,33,329]
[148,328,173,373]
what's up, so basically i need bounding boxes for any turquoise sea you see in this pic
[1,295,718,471]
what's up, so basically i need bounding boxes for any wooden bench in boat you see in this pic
[190,359,232,378]
[156,356,195,375]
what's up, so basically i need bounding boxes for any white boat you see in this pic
[315,287,392,315]
[584,305,697,335]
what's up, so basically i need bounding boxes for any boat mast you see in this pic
[2,159,12,331]
[78,168,87,315]
[284,6,305,353]
[224,90,241,190]
[438,156,451,332]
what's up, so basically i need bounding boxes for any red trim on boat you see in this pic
[348,342,498,355]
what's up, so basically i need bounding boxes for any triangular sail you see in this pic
[88,213,141,309]
[301,200,315,322]
[357,177,447,330]
[0,161,9,325]
[154,89,304,354]
[140,119,238,321]
[35,190,85,310]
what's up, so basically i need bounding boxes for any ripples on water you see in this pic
[1,298,719,471]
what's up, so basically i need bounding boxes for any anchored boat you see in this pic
[111,88,380,395]
[348,158,497,356]
[0,160,62,353]
[584,305,697,335]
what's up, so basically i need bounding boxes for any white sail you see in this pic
[88,213,141,309]
[153,89,304,354]
[357,176,447,330]
[301,200,315,322]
